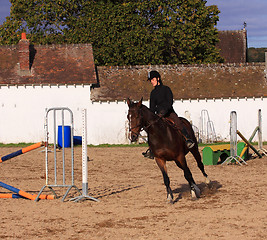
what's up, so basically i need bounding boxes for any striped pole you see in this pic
[0,193,55,200]
[0,142,44,163]
[69,109,99,202]
[0,181,36,200]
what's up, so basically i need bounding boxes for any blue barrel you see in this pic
[73,136,82,145]
[58,126,71,148]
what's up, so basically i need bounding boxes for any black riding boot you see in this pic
[181,128,195,149]
[142,148,154,159]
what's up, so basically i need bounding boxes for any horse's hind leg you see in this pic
[190,147,211,184]
[182,119,211,184]
[174,155,200,200]
[155,157,173,203]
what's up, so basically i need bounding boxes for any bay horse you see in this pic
[127,98,210,203]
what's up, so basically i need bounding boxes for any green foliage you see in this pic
[0,0,222,65]
[247,47,267,62]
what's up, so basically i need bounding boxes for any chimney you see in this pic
[265,52,267,79]
[18,32,31,75]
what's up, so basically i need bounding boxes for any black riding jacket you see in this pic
[150,84,174,117]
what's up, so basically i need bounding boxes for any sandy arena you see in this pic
[0,145,267,239]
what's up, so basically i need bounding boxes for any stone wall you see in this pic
[91,63,267,101]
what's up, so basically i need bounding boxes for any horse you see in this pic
[127,98,210,203]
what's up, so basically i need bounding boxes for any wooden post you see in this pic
[237,130,262,158]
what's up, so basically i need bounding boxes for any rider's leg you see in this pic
[167,112,195,149]
[142,135,154,159]
[142,148,154,159]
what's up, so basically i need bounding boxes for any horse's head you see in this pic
[127,98,143,142]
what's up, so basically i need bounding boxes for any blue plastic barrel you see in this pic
[73,136,82,145]
[58,126,71,148]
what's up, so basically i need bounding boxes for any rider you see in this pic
[143,70,195,159]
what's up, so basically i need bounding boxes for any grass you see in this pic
[0,142,266,148]
[0,142,37,148]
[0,142,148,148]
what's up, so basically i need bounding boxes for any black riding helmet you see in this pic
[148,70,163,85]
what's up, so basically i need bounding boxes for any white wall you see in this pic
[172,98,266,143]
[0,85,90,143]
[0,85,266,144]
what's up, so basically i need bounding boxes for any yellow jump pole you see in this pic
[239,145,248,159]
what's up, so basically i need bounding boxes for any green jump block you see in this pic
[202,142,248,165]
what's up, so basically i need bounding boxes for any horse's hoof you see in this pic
[205,177,211,185]
[167,194,174,204]
[166,198,174,204]
[191,184,200,199]
[191,190,198,200]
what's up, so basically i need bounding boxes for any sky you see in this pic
[206,0,267,48]
[0,0,266,48]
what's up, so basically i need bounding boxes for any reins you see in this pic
[128,102,187,143]
[142,115,162,131]
[128,108,162,137]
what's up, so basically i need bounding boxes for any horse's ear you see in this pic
[137,97,143,107]
[126,98,131,107]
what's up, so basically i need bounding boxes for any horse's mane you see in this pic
[140,104,178,130]
[140,104,170,127]
[140,104,158,119]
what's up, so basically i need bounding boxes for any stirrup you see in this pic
[142,149,154,159]
[142,149,150,156]
[186,140,195,149]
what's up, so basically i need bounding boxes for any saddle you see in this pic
[162,116,195,149]
[162,117,178,130]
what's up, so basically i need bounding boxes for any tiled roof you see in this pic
[217,30,247,63]
[0,39,97,85]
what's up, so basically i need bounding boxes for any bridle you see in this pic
[128,109,143,140]
[128,108,162,139]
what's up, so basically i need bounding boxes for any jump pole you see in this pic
[0,181,55,199]
[0,142,44,163]
[239,127,258,158]
[0,193,55,200]
[70,109,99,202]
[237,130,262,158]
[0,181,36,201]
[222,111,247,165]
[258,109,267,156]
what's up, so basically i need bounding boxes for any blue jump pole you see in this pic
[0,181,36,200]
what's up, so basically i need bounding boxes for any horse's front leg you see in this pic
[155,157,173,203]
[175,156,200,200]
[185,168,200,200]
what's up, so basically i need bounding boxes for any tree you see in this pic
[0,0,222,65]
[247,47,267,62]
[0,0,83,44]
[135,0,222,64]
